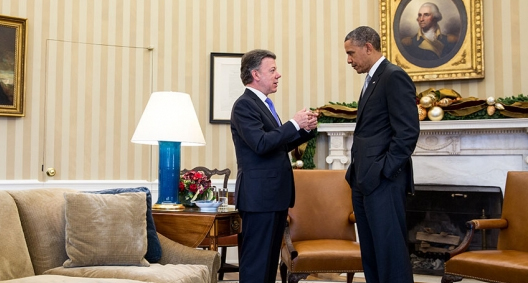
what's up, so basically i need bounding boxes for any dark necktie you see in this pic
[265,98,281,125]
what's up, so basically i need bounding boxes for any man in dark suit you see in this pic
[230,49,318,283]
[343,26,420,283]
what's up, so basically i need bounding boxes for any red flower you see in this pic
[179,170,213,203]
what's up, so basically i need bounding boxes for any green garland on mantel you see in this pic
[294,94,528,169]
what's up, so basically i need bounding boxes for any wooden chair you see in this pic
[181,166,238,280]
[280,169,363,283]
[442,171,528,283]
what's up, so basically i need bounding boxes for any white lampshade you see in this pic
[131,91,206,146]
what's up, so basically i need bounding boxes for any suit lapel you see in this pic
[245,89,280,128]
[356,59,389,122]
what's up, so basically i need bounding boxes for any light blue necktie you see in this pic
[361,74,371,97]
[265,97,281,125]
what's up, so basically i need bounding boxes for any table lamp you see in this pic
[131,91,205,210]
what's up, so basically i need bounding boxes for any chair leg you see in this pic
[279,262,287,283]
[288,273,309,283]
[346,272,355,283]
[441,274,463,283]
[218,246,227,280]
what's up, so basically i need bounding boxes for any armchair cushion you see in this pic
[281,239,362,271]
[445,250,528,282]
[63,192,149,267]
[87,187,162,263]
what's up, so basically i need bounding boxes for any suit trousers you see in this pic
[352,175,414,283]
[238,210,288,283]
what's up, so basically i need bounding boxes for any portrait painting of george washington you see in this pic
[380,0,484,82]
[395,0,466,68]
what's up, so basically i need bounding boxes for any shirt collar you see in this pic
[246,86,268,103]
[367,56,385,78]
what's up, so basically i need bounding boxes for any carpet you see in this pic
[219,282,350,283]
[219,280,365,283]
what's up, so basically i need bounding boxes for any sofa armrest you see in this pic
[156,233,221,283]
[445,218,508,260]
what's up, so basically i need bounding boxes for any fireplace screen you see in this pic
[406,184,503,275]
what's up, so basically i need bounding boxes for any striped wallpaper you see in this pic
[0,0,527,183]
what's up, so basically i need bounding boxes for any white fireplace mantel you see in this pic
[316,119,528,191]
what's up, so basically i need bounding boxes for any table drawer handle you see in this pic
[231,220,240,231]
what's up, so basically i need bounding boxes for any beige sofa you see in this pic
[0,188,220,283]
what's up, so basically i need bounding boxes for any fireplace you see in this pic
[406,184,503,275]
[316,119,528,189]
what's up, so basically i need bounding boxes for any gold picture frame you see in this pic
[0,14,27,117]
[380,0,483,82]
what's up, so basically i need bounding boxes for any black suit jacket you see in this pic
[230,89,316,212]
[345,59,420,195]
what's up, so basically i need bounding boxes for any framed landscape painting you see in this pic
[380,0,484,82]
[0,14,27,117]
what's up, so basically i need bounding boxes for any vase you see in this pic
[180,195,196,207]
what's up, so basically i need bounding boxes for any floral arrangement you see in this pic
[178,170,214,204]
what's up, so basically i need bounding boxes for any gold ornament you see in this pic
[420,96,434,108]
[487,105,496,116]
[427,106,444,121]
[426,93,437,100]
[486,96,496,105]
[417,105,427,121]
[495,103,505,110]
[437,98,453,107]
[295,160,304,169]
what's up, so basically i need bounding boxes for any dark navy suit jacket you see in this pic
[230,89,315,212]
[345,59,420,195]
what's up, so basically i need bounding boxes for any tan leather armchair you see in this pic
[280,170,363,283]
[442,171,528,283]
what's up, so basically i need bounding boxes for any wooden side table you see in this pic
[152,207,241,251]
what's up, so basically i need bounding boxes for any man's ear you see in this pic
[365,42,373,54]
[251,69,260,81]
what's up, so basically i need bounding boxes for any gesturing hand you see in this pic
[293,108,318,130]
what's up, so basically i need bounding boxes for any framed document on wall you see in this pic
[380,0,484,82]
[0,14,27,117]
[209,52,245,124]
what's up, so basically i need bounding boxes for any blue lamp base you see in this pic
[152,141,184,211]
